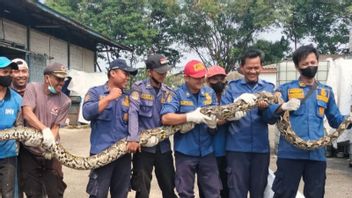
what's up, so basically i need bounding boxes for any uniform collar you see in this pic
[146,79,168,92]
[239,78,263,85]
[182,83,205,98]
[298,78,317,88]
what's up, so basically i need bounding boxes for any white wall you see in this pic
[261,73,277,86]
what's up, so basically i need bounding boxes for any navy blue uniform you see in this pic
[83,84,131,198]
[161,84,221,198]
[221,79,274,198]
[263,80,348,198]
[128,79,177,198]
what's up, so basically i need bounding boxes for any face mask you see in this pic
[300,66,318,78]
[0,75,12,87]
[210,82,226,94]
[47,78,58,94]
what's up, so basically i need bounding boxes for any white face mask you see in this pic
[47,78,57,94]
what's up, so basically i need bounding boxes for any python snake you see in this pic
[0,92,350,170]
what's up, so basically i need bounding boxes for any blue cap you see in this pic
[109,58,138,76]
[0,57,18,70]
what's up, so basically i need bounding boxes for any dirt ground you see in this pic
[60,127,352,198]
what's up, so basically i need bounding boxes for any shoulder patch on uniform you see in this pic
[130,91,140,101]
[203,92,212,105]
[122,96,130,107]
[84,93,90,102]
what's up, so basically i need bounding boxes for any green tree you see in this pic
[46,0,179,62]
[278,0,352,54]
[252,37,290,65]
[171,0,280,72]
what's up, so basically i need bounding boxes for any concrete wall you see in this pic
[0,18,27,48]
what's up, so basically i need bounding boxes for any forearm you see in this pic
[23,106,46,130]
[51,124,60,139]
[162,113,187,125]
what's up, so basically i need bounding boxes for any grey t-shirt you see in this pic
[22,82,71,155]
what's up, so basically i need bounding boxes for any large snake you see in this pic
[0,92,350,170]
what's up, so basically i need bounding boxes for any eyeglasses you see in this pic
[16,61,23,65]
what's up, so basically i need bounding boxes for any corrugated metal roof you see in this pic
[0,0,132,51]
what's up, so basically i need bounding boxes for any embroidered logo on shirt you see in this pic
[51,107,59,116]
[288,88,304,99]
[5,108,14,115]
[180,100,194,106]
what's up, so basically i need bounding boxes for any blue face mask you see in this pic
[48,79,58,94]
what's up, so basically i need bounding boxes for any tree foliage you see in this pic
[46,0,352,74]
[278,0,352,54]
[171,0,280,71]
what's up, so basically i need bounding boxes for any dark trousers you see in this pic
[199,156,228,198]
[86,153,131,198]
[0,157,16,198]
[273,158,326,198]
[226,151,269,198]
[131,149,177,198]
[175,152,221,198]
[20,147,66,198]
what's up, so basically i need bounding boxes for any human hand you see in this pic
[234,93,256,106]
[281,98,300,111]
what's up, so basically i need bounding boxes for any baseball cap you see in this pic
[109,58,138,76]
[145,54,171,73]
[43,62,68,79]
[184,60,207,78]
[0,56,18,70]
[12,58,28,70]
[207,65,226,78]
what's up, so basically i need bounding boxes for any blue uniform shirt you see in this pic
[128,79,174,153]
[221,79,275,153]
[83,84,130,155]
[0,88,22,159]
[213,124,228,157]
[160,84,217,157]
[263,80,346,161]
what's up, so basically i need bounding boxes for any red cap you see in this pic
[184,60,207,78]
[207,65,226,78]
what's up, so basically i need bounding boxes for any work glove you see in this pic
[204,115,217,129]
[227,111,247,121]
[186,107,210,124]
[143,136,159,147]
[281,98,301,111]
[23,137,41,147]
[234,93,257,106]
[42,151,54,160]
[42,128,55,148]
[179,123,195,134]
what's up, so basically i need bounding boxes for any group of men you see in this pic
[0,57,70,198]
[82,44,351,198]
[0,44,351,198]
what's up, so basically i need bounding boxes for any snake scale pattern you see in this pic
[0,92,350,170]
